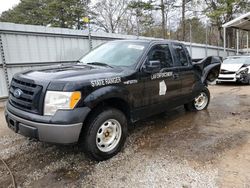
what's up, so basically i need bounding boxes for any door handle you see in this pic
[173,73,179,79]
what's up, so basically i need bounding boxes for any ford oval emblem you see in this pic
[13,88,23,98]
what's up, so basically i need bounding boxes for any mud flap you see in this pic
[193,56,222,85]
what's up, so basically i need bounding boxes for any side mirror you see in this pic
[144,60,161,73]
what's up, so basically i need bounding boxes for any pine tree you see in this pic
[0,0,89,29]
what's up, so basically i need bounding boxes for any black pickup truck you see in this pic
[5,40,221,161]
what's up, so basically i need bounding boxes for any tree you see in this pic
[153,0,176,39]
[160,0,166,38]
[91,0,128,33]
[0,0,90,29]
[45,0,89,28]
[0,0,48,25]
[173,18,206,43]
[204,0,250,48]
[126,1,154,36]
[164,0,176,38]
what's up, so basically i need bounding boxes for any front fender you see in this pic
[193,56,222,84]
[83,85,129,108]
[202,63,221,83]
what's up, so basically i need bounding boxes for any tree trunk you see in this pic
[227,28,234,48]
[161,0,165,39]
[219,28,223,46]
[77,15,80,30]
[182,0,185,41]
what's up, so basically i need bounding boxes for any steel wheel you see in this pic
[194,92,208,110]
[96,119,122,152]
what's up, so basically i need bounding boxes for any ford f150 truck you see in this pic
[5,40,221,161]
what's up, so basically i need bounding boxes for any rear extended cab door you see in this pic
[170,43,196,98]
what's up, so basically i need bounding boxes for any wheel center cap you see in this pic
[105,132,109,137]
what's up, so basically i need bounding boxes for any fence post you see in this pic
[205,22,208,57]
[0,33,10,90]
[88,19,92,51]
[247,32,249,55]
[236,29,239,55]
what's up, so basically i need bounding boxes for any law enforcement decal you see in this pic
[151,72,173,80]
[159,80,167,95]
[91,77,121,87]
[123,80,138,85]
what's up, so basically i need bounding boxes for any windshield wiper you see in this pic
[74,60,93,67]
[87,62,113,68]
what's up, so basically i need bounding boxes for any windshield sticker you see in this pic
[128,45,144,50]
[159,80,167,95]
[123,80,138,85]
[91,77,121,87]
[151,72,173,80]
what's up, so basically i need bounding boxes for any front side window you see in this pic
[173,44,189,66]
[79,41,148,67]
[147,44,173,68]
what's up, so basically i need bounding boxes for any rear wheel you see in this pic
[80,108,128,161]
[184,88,210,111]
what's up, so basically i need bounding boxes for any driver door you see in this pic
[140,43,182,110]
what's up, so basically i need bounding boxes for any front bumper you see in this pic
[217,73,237,82]
[217,73,249,83]
[5,102,91,144]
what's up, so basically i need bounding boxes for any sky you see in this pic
[0,0,20,14]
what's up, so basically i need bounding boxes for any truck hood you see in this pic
[16,63,136,91]
[20,63,129,82]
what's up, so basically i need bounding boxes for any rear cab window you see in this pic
[172,43,191,67]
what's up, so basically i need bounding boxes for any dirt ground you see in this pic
[0,84,250,188]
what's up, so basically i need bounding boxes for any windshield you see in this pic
[79,41,148,67]
[223,57,250,64]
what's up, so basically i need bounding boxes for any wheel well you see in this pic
[85,98,131,124]
[207,66,220,82]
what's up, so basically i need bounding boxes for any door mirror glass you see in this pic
[144,60,161,73]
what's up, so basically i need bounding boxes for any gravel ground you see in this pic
[1,84,250,188]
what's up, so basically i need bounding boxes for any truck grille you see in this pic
[9,78,43,114]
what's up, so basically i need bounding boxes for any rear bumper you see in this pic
[5,102,91,144]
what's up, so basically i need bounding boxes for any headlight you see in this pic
[44,91,81,116]
[237,68,249,75]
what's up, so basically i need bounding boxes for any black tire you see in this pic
[80,108,128,161]
[184,87,210,111]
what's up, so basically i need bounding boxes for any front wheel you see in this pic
[81,108,128,161]
[184,88,210,111]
